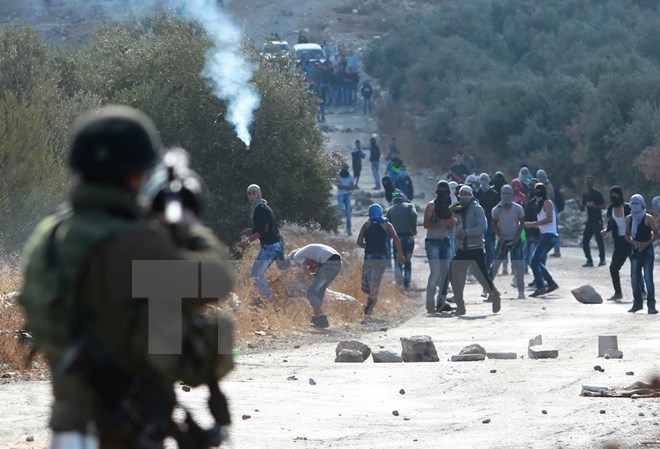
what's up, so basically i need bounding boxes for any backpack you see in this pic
[554,189,565,213]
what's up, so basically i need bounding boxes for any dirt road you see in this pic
[2,97,660,449]
[2,244,659,449]
[1,3,659,449]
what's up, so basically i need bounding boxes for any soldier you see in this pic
[21,106,235,449]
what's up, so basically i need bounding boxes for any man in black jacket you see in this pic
[239,184,283,300]
[601,186,632,301]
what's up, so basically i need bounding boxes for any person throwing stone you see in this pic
[289,244,343,328]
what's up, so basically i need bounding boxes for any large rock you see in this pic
[528,335,559,359]
[400,335,439,362]
[459,344,487,356]
[571,285,603,304]
[335,349,365,363]
[336,340,371,361]
[372,351,403,363]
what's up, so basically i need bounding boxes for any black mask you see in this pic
[610,196,622,207]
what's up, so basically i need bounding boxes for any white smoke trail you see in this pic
[179,0,261,146]
[21,1,260,145]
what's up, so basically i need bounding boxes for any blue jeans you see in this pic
[425,238,453,311]
[492,239,525,292]
[337,193,352,230]
[630,246,655,309]
[362,253,388,314]
[371,161,380,189]
[394,236,415,288]
[484,223,495,269]
[524,238,540,273]
[531,233,557,290]
[364,98,372,115]
[251,241,282,298]
[307,260,342,306]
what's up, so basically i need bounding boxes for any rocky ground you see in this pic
[1,2,659,449]
[2,74,660,449]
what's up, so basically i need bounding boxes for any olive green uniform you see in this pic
[21,183,234,448]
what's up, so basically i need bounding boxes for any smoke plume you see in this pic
[23,0,260,146]
[179,0,260,146]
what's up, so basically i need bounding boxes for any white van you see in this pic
[293,43,326,64]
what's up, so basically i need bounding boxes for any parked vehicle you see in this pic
[260,40,292,59]
[293,43,326,64]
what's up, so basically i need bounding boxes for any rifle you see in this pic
[144,147,206,243]
[59,334,229,448]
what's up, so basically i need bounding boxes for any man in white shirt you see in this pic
[289,244,342,328]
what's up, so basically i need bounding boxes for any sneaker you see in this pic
[481,290,488,298]
[483,297,493,303]
[311,314,329,328]
[628,305,643,313]
[518,292,526,299]
[550,252,561,258]
[510,281,517,288]
[530,288,547,297]
[527,281,536,288]
[582,261,594,267]
[364,300,375,316]
[608,293,623,301]
[545,282,559,294]
[649,308,658,315]
[491,290,501,313]
[437,303,454,313]
[453,307,466,316]
[598,260,607,267]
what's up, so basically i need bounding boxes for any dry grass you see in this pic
[0,228,409,372]
[225,228,409,343]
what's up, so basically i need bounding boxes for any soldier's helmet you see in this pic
[69,105,161,176]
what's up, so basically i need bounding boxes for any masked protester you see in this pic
[474,172,499,276]
[448,186,501,315]
[625,194,659,314]
[490,185,526,298]
[601,186,632,301]
[576,175,607,266]
[524,183,560,297]
[517,167,532,195]
[423,181,457,313]
[357,204,405,316]
[492,171,506,195]
[651,196,660,227]
[382,176,395,203]
[511,178,527,206]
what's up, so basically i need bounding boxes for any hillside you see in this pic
[0,0,436,50]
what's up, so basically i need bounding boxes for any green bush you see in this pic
[0,15,339,252]
[364,0,660,196]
